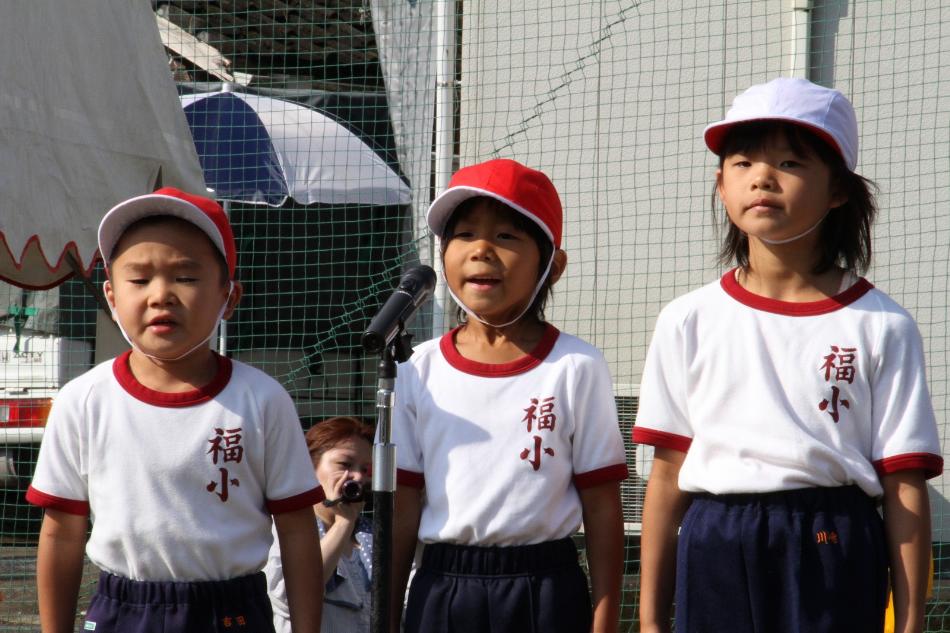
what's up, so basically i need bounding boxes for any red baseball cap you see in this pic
[427,159,563,249]
[98,187,236,279]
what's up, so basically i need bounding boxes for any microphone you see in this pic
[361,265,436,354]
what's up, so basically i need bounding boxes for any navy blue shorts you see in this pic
[675,485,888,633]
[405,538,592,633]
[83,570,275,633]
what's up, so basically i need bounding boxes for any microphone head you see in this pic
[400,265,436,295]
[361,264,437,354]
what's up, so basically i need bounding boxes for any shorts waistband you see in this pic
[421,538,579,576]
[94,570,267,606]
[692,485,877,511]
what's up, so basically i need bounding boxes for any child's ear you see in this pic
[223,281,243,320]
[549,249,568,285]
[830,188,848,209]
[103,280,115,311]
[715,168,725,202]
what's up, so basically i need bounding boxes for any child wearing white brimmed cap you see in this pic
[388,159,628,633]
[28,187,324,633]
[635,77,941,632]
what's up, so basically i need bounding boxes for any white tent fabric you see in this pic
[370,0,436,241]
[0,1,205,289]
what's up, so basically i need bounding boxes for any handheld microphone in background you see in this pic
[361,265,437,354]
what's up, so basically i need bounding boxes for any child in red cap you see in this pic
[28,188,324,633]
[388,159,628,633]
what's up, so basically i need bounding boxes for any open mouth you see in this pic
[466,277,500,290]
[148,317,177,329]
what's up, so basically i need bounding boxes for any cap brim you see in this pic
[426,185,556,245]
[98,193,225,264]
[704,116,845,164]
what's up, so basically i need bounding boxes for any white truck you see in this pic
[0,331,92,491]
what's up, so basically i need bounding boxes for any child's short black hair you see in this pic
[108,215,232,286]
[441,196,555,325]
[711,120,878,275]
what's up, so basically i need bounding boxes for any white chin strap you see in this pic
[106,281,234,362]
[758,209,831,245]
[447,253,554,329]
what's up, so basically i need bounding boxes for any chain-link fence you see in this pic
[2,1,949,630]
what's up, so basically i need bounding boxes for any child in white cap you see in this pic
[388,159,628,632]
[28,187,323,633]
[635,77,942,633]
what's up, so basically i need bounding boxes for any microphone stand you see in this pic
[371,330,414,633]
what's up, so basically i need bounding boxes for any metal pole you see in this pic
[218,198,230,355]
[789,0,813,79]
[371,349,397,633]
[431,0,457,339]
[215,84,234,356]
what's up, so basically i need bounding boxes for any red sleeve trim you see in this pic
[25,486,89,516]
[631,427,691,453]
[873,453,944,480]
[397,468,425,488]
[574,463,629,489]
[267,486,324,514]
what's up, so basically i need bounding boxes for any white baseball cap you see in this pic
[704,77,859,171]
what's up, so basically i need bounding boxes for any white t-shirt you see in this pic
[28,351,322,581]
[633,270,943,497]
[391,324,628,546]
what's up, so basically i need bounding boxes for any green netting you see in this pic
[2,1,950,630]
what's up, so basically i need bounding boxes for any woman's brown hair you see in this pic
[304,416,375,467]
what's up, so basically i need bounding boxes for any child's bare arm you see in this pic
[390,484,422,631]
[36,509,87,633]
[882,469,931,633]
[579,480,624,633]
[274,507,324,633]
[638,448,690,633]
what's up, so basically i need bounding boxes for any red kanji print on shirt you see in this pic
[208,427,245,464]
[818,346,856,423]
[519,396,558,469]
[520,435,555,471]
[523,396,557,432]
[207,427,244,501]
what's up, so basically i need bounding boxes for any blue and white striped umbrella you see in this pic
[180,89,411,207]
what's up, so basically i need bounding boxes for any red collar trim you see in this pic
[720,268,874,316]
[439,323,560,377]
[112,350,232,407]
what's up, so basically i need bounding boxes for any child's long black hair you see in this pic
[441,196,555,326]
[712,120,878,275]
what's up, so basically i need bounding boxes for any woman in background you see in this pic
[266,416,374,633]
